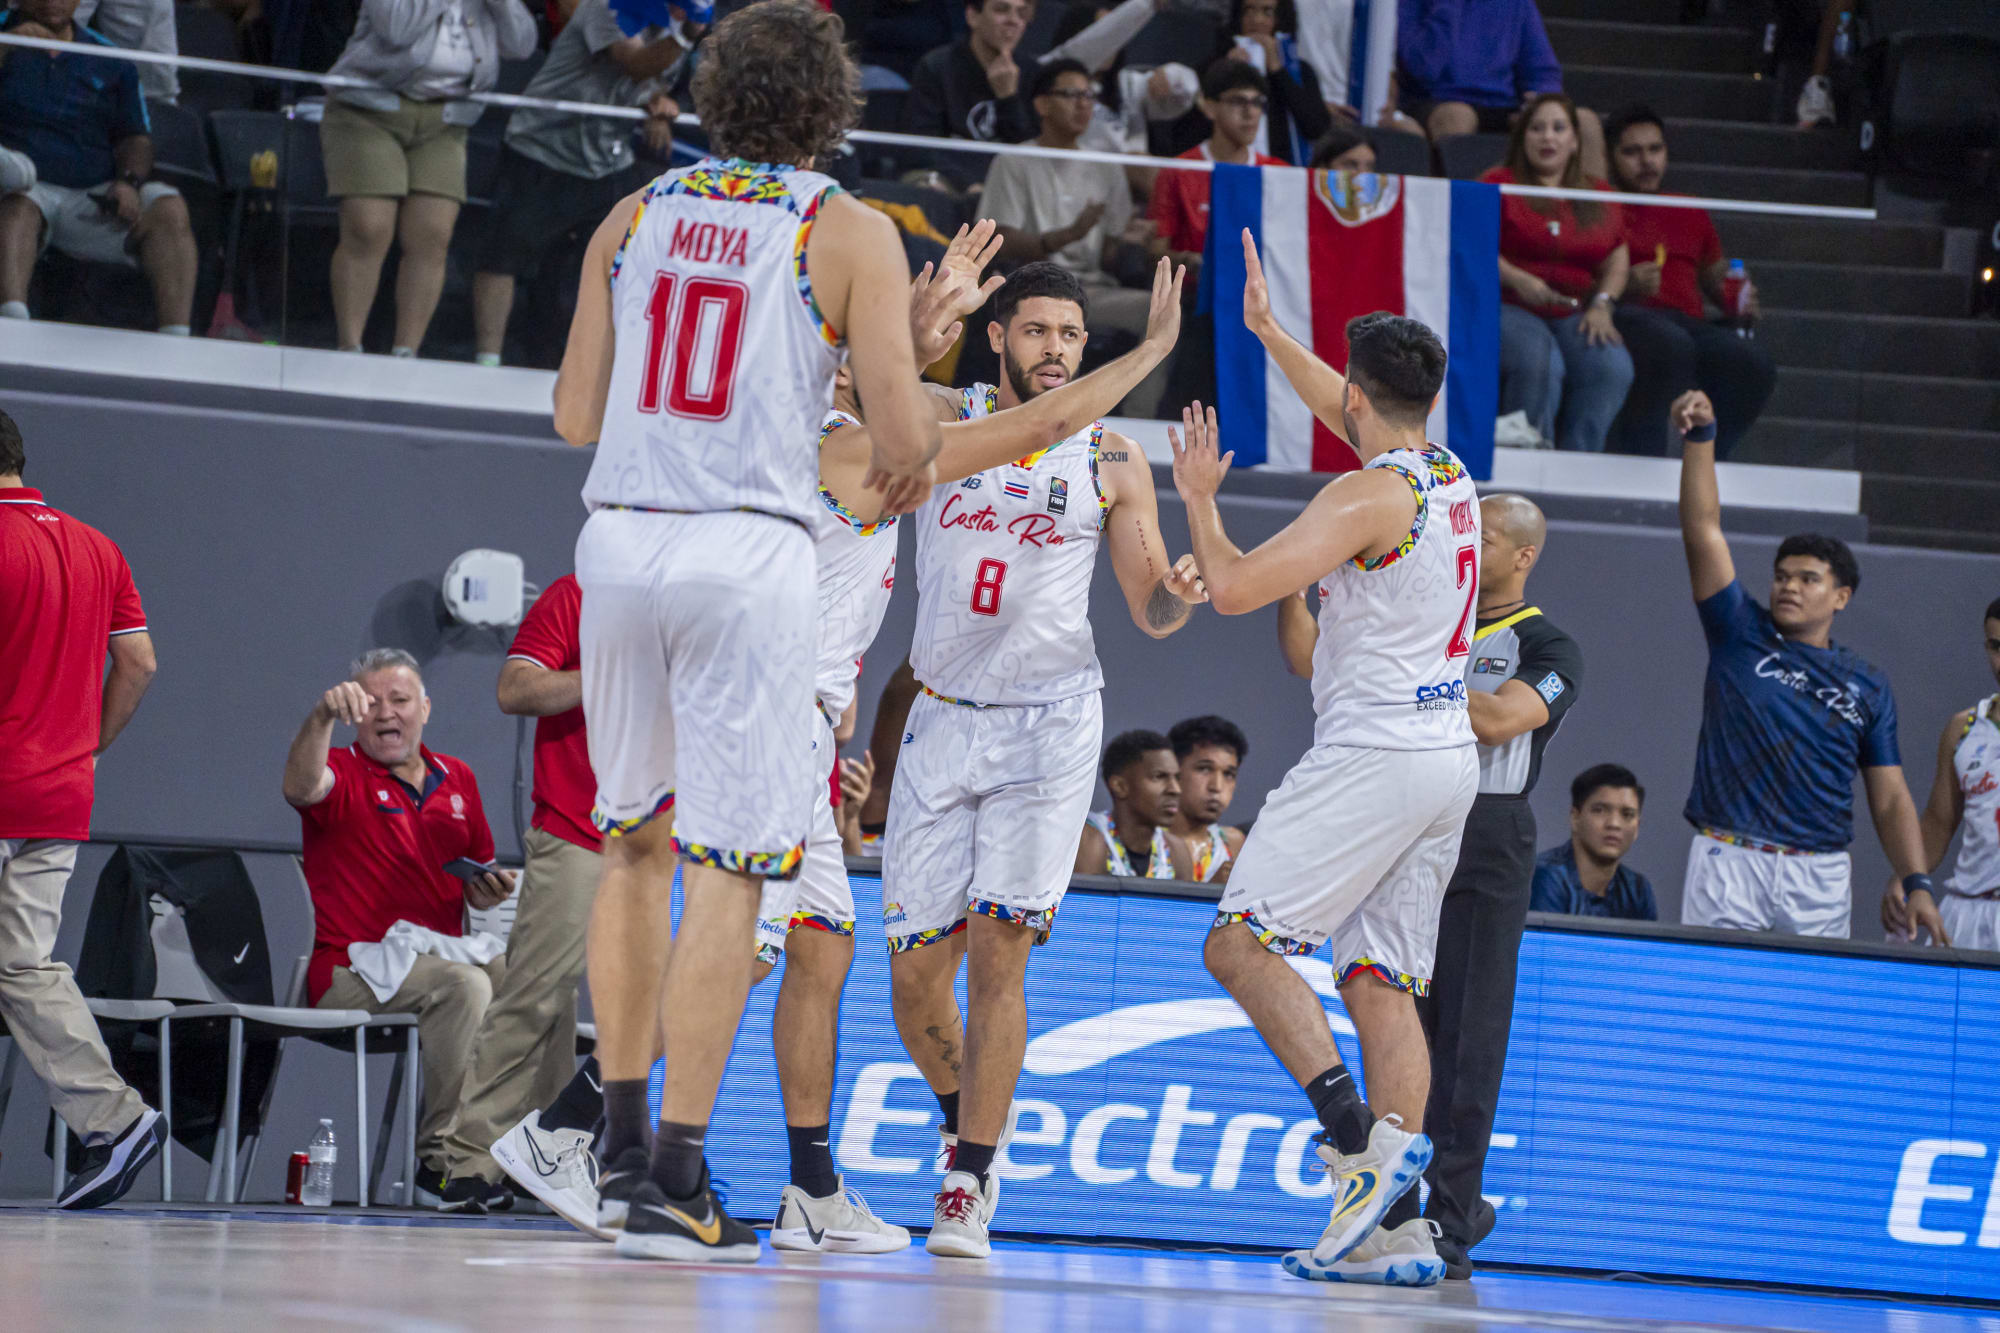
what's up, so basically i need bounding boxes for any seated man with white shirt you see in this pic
[282,647,517,1209]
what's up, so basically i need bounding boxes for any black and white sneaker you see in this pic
[59,1107,167,1209]
[595,1147,649,1237]
[614,1168,760,1263]
[434,1174,514,1214]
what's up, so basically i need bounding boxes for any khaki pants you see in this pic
[319,953,504,1166]
[0,839,146,1144]
[441,826,600,1182]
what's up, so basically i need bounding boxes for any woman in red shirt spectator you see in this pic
[1479,93,1634,452]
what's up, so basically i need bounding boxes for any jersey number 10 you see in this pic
[638,272,749,421]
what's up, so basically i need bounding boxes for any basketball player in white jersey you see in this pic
[750,242,1189,1253]
[1902,598,2000,951]
[550,0,943,1263]
[1169,230,1481,1286]
[883,261,1208,1259]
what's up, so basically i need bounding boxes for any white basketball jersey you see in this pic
[812,411,898,721]
[583,159,846,527]
[1310,444,1482,751]
[1947,696,2000,897]
[909,385,1106,707]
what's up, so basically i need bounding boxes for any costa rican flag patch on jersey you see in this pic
[1003,476,1032,501]
[1047,476,1068,514]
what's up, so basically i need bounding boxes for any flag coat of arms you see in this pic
[1205,165,1501,477]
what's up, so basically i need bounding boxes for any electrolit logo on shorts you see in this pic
[1414,680,1468,710]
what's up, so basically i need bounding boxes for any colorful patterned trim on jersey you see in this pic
[793,184,845,348]
[886,917,968,954]
[958,384,1000,421]
[1086,811,1177,879]
[592,789,676,836]
[921,684,996,708]
[658,157,800,207]
[1212,909,1315,956]
[674,837,807,880]
[608,174,665,285]
[1191,825,1233,883]
[1957,696,2000,747]
[1698,827,1808,856]
[815,413,899,536]
[971,897,1059,944]
[1336,957,1430,997]
[1350,447,1467,573]
[1085,421,1109,529]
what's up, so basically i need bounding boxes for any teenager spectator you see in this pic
[1166,715,1247,883]
[1397,0,1605,177]
[1481,93,1632,453]
[0,409,168,1210]
[1673,390,1941,942]
[1531,765,1657,921]
[0,3,199,334]
[1077,730,1194,879]
[1149,59,1286,266]
[1214,0,1330,165]
[1606,106,1775,459]
[321,0,538,356]
[74,0,177,106]
[1308,119,1375,172]
[471,0,689,367]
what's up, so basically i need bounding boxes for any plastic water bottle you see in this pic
[302,1119,337,1206]
[1722,259,1752,338]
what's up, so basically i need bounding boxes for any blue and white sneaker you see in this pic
[1284,1218,1447,1286]
[1299,1114,1432,1267]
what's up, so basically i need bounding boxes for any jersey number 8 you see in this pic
[638,272,749,421]
[971,558,1008,617]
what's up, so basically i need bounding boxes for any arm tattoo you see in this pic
[1099,450,1130,462]
[1146,578,1190,631]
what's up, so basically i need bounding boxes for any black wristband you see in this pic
[1903,873,1935,900]
[119,171,146,189]
[1683,420,1717,444]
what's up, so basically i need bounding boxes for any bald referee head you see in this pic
[1478,494,1547,609]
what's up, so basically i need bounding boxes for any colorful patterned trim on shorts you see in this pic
[755,912,858,965]
[1698,827,1807,856]
[886,918,967,954]
[1212,909,1316,956]
[1336,957,1430,997]
[675,837,806,881]
[593,790,676,836]
[971,897,1058,944]
[921,685,994,708]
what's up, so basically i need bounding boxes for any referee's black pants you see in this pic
[1415,793,1537,1250]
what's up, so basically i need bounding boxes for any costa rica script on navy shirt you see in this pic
[1684,579,1898,852]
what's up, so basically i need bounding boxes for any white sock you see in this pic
[157,323,191,337]
[0,301,28,320]
[475,352,501,368]
[391,345,416,359]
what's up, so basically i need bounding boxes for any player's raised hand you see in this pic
[1169,400,1233,503]
[1672,389,1715,437]
[908,261,966,369]
[1165,552,1209,604]
[1241,229,1276,337]
[940,219,1006,311]
[1142,256,1185,355]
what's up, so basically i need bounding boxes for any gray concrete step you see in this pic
[1662,118,1864,172]
[1732,416,1857,470]
[1754,310,2000,377]
[1867,524,2000,554]
[1751,262,1972,319]
[1769,369,2000,432]
[1563,65,1774,122]
[1713,214,1944,267]
[1665,162,1870,208]
[1545,19,1757,74]
[1862,475,2000,537]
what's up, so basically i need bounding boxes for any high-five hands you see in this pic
[1169,400,1234,505]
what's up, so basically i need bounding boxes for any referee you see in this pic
[1417,493,1582,1280]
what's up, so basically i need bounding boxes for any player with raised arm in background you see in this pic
[1170,230,1482,1288]
[549,0,941,1264]
[885,258,1207,1259]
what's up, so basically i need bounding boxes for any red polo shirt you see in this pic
[1621,194,1723,321]
[1481,166,1628,319]
[298,744,495,1004]
[1149,144,1286,256]
[0,487,147,841]
[506,575,601,853]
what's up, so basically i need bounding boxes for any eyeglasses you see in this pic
[1041,88,1099,104]
[1217,94,1269,111]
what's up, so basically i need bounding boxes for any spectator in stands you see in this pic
[0,408,168,1210]
[74,0,176,106]
[1605,106,1775,459]
[1213,0,1330,165]
[1397,0,1605,177]
[283,647,519,1205]
[904,0,1035,148]
[1047,1,1199,163]
[1308,119,1375,172]
[1076,729,1195,879]
[0,1,199,334]
[983,59,1171,416]
[321,0,538,356]
[1150,59,1285,268]
[1166,715,1247,883]
[1673,389,1943,942]
[471,0,690,367]
[1530,765,1657,921]
[1481,93,1632,453]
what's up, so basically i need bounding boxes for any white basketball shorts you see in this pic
[1679,832,1851,938]
[1215,743,1479,993]
[755,709,857,963]
[576,507,816,877]
[1938,892,2000,952]
[880,689,1103,951]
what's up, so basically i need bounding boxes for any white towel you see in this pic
[345,920,505,1004]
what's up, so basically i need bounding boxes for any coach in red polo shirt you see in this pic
[0,409,166,1208]
[283,647,516,1199]
[437,575,608,1212]
[1606,105,1776,457]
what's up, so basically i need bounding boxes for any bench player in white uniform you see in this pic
[1170,232,1481,1287]
[1904,598,2000,951]
[1167,715,1250,882]
[885,261,1208,1258]
[748,238,1189,1254]
[550,0,943,1264]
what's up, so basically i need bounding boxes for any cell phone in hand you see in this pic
[443,857,498,882]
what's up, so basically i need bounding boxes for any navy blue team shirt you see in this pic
[1684,579,1898,852]
[0,13,150,189]
[1529,842,1657,921]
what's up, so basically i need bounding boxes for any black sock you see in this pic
[541,1057,604,1135]
[953,1139,996,1185]
[1383,1186,1421,1231]
[1306,1066,1374,1155]
[936,1088,960,1137]
[786,1123,839,1198]
[649,1120,707,1200]
[600,1077,652,1165]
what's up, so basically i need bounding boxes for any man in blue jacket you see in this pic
[1530,764,1658,922]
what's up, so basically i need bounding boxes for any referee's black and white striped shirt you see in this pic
[1467,607,1583,797]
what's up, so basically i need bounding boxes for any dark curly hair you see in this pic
[1169,715,1248,764]
[691,0,861,167]
[1776,533,1860,593]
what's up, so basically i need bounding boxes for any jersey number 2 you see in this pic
[971,558,1007,617]
[638,272,748,421]
[1447,544,1476,659]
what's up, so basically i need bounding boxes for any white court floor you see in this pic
[0,1206,1992,1333]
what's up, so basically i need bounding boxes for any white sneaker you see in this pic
[770,1177,912,1253]
[490,1113,608,1240]
[0,146,35,195]
[1797,74,1835,128]
[936,1100,1020,1223]
[924,1170,995,1258]
[1306,1114,1433,1266]
[1284,1218,1447,1285]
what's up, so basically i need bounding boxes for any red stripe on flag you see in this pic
[1305,179,1407,472]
